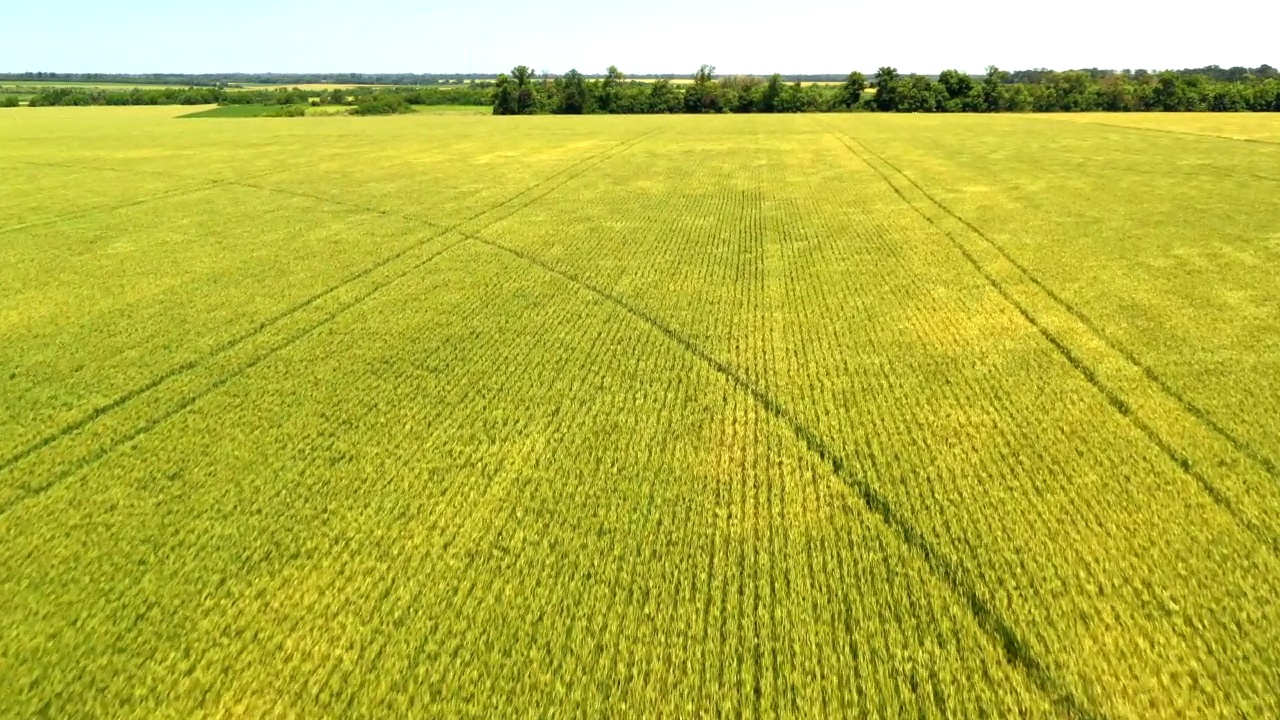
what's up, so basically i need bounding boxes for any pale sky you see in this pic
[2,0,1276,76]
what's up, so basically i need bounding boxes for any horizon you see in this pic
[3,64,1276,80]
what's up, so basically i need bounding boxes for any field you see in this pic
[0,81,197,89]
[2,107,1279,717]
[174,104,490,118]
[176,104,298,118]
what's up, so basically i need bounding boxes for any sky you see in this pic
[3,0,1277,76]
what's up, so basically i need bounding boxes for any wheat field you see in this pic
[2,107,1279,717]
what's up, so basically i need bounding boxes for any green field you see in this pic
[2,108,1279,717]
[177,104,488,118]
[0,81,196,89]
[176,104,300,118]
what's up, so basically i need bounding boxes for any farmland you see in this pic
[2,108,1279,717]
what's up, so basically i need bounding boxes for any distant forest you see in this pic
[3,64,1279,113]
[490,65,1280,114]
[3,65,1277,86]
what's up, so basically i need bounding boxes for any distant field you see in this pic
[1040,112,1280,144]
[235,82,388,90]
[176,104,292,118]
[3,81,394,91]
[1,81,196,89]
[176,104,488,118]
[411,104,489,114]
[2,109,1279,717]
[630,78,843,86]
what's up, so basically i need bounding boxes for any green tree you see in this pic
[648,79,683,113]
[872,67,900,111]
[897,75,943,112]
[492,73,517,115]
[774,81,805,113]
[1098,74,1139,111]
[937,69,975,111]
[685,65,722,113]
[760,74,784,112]
[1148,71,1186,111]
[839,71,867,108]
[511,65,537,114]
[979,66,1008,112]
[599,65,625,112]
[0,95,19,108]
[554,69,588,114]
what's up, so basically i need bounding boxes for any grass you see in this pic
[177,104,306,118]
[176,103,487,118]
[235,82,390,90]
[410,104,489,115]
[2,109,1279,717]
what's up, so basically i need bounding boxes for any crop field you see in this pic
[0,81,197,90]
[176,104,297,118]
[2,108,1279,717]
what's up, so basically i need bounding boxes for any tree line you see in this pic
[6,65,1280,114]
[493,65,1280,115]
[13,84,492,109]
[6,65,1275,87]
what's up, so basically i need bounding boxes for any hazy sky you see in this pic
[3,0,1277,75]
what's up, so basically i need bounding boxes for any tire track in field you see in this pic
[2,161,332,236]
[0,131,658,494]
[826,125,1280,480]
[1046,119,1280,147]
[850,135,1279,482]
[8,143,464,236]
[827,129,1280,557]
[5,140,466,234]
[0,237,470,515]
[219,179,454,234]
[461,236,1103,720]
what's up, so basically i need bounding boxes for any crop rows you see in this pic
[3,110,1280,717]
[474,116,1280,716]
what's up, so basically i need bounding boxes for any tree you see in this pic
[1003,82,1033,112]
[492,73,517,115]
[1097,74,1139,111]
[980,66,1008,112]
[717,75,761,113]
[872,67,900,111]
[553,69,588,114]
[685,65,722,113]
[599,65,625,112]
[0,95,19,108]
[937,69,975,111]
[511,65,537,114]
[760,74,784,112]
[839,71,867,108]
[776,81,806,113]
[897,75,943,112]
[1149,71,1187,111]
[648,79,683,113]
[1209,82,1247,112]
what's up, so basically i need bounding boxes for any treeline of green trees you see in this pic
[6,65,1275,87]
[494,65,1280,114]
[16,84,492,109]
[8,65,1280,114]
[1008,65,1278,84]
